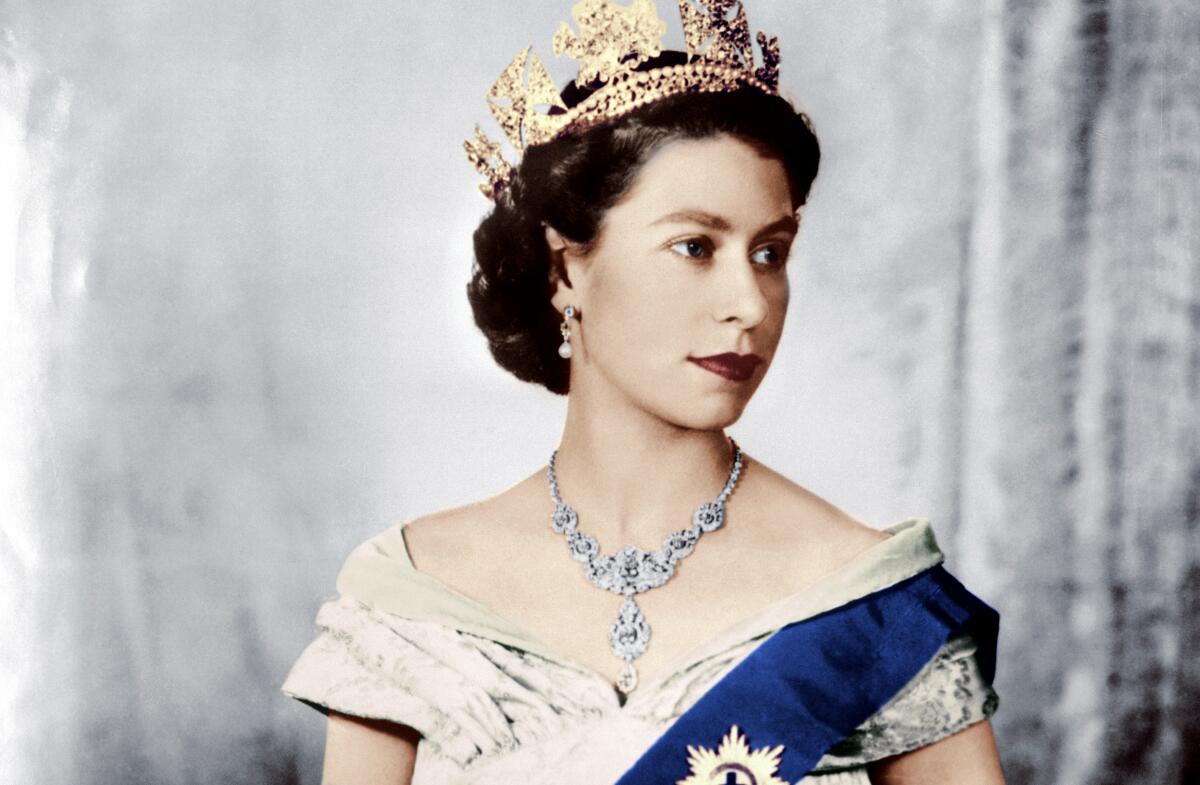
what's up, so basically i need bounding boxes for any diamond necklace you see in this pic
[545,436,743,695]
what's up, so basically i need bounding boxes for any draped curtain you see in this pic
[959,1,1199,782]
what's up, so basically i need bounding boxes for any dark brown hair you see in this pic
[467,52,821,395]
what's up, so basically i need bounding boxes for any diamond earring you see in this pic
[558,305,575,359]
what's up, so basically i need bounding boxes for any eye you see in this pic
[668,237,713,260]
[750,243,790,268]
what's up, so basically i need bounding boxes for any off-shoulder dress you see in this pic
[282,517,999,784]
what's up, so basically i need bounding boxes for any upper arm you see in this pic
[321,710,421,785]
[868,719,1005,785]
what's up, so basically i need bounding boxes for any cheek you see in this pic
[587,259,683,357]
[773,278,790,323]
[764,283,790,349]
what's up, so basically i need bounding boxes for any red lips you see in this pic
[689,353,763,382]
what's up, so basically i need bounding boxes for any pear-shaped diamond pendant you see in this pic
[617,660,638,694]
[610,597,649,695]
[610,594,650,662]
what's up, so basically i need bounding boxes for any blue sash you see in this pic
[614,565,999,784]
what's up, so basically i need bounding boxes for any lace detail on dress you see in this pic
[280,595,615,769]
[812,634,999,771]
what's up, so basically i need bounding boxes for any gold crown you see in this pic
[464,0,781,201]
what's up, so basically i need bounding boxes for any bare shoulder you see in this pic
[395,471,543,576]
[739,453,889,564]
[397,501,493,574]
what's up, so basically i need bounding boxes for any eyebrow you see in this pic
[648,209,799,239]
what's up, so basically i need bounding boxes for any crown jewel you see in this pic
[553,0,667,86]
[464,0,782,201]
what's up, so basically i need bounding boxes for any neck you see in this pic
[546,394,738,552]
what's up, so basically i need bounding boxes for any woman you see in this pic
[282,1,1005,783]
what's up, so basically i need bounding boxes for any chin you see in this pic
[679,411,747,432]
[661,397,751,431]
[617,365,760,428]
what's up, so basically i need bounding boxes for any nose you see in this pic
[712,247,770,329]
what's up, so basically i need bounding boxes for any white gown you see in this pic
[281,517,998,784]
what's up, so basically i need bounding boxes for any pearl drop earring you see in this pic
[558,305,575,359]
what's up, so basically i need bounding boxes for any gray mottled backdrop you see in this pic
[2,1,1197,783]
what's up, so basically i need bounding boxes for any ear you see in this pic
[544,224,570,256]
[545,224,587,315]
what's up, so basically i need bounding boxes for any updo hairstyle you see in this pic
[466,51,821,395]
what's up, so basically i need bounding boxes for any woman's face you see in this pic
[549,133,798,430]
